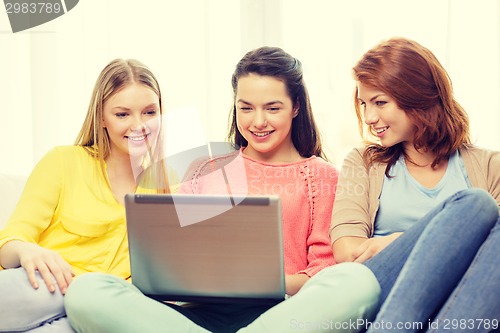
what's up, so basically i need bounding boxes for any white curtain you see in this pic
[1,0,499,176]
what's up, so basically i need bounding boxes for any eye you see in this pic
[359,101,366,109]
[144,109,158,116]
[238,106,253,112]
[115,112,128,118]
[267,107,280,112]
[375,101,387,107]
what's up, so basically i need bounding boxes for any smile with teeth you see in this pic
[126,134,149,141]
[252,130,274,137]
[374,126,389,134]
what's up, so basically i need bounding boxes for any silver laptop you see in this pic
[124,193,285,304]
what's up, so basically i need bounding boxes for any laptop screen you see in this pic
[125,193,285,304]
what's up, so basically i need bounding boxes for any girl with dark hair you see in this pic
[330,37,500,332]
[227,46,324,160]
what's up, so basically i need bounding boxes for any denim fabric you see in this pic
[364,188,500,333]
[0,268,74,332]
[65,263,380,333]
[428,216,500,333]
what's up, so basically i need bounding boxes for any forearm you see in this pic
[331,236,367,263]
[333,233,404,263]
[285,273,310,296]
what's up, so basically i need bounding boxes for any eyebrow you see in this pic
[236,99,284,106]
[370,94,385,102]
[112,103,159,111]
[358,94,385,103]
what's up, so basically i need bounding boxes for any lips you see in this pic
[126,134,150,141]
[251,130,274,137]
[374,126,389,134]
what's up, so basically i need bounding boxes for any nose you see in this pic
[130,114,146,132]
[253,109,268,128]
[363,105,379,125]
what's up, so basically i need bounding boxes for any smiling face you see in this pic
[357,82,414,148]
[235,74,299,162]
[102,82,161,160]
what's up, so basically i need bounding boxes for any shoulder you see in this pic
[459,144,500,171]
[459,144,500,191]
[460,144,500,160]
[51,145,97,166]
[309,156,335,167]
[35,145,88,165]
[51,145,92,157]
[47,146,100,178]
[351,145,368,156]
[343,146,367,164]
[183,150,240,180]
[340,146,373,173]
[308,157,338,178]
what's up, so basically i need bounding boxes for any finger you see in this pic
[53,259,75,293]
[49,265,69,294]
[354,248,375,263]
[63,269,75,289]
[63,263,75,284]
[352,241,370,261]
[22,262,40,289]
[57,257,75,280]
[36,263,57,293]
[354,252,370,263]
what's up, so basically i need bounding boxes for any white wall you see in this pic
[1,0,499,176]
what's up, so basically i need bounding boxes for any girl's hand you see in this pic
[353,232,403,263]
[2,240,74,294]
[285,273,310,296]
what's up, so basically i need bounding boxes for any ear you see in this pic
[292,105,299,118]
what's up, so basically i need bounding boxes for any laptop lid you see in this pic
[125,193,285,304]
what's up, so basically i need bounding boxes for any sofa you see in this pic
[0,174,27,229]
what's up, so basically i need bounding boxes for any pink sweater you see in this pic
[180,149,338,277]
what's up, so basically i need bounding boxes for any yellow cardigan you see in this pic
[0,145,171,279]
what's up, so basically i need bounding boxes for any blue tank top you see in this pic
[374,150,471,237]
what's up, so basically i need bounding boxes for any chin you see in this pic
[379,140,394,148]
[128,146,149,158]
[380,139,404,149]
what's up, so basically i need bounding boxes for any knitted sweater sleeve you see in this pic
[296,159,338,277]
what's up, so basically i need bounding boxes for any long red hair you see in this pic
[353,37,470,174]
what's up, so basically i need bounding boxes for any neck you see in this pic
[106,150,142,182]
[403,144,436,167]
[243,145,303,164]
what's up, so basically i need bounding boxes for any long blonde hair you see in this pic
[75,58,170,193]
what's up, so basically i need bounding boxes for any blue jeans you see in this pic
[65,262,380,333]
[364,188,500,333]
[0,268,75,332]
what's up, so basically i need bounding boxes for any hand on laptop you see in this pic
[0,240,74,294]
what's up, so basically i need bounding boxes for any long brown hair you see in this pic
[227,46,326,160]
[353,37,470,174]
[75,58,169,192]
